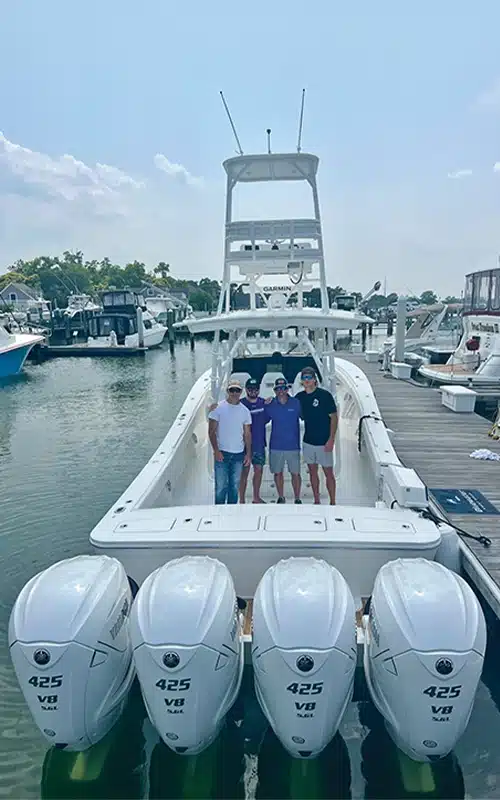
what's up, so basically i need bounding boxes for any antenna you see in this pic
[219,91,243,155]
[297,88,306,153]
[266,128,272,154]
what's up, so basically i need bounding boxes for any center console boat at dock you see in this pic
[9,142,487,768]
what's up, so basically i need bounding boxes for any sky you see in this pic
[1,0,500,297]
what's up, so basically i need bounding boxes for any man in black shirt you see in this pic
[296,367,338,504]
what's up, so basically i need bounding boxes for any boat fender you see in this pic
[434,526,461,574]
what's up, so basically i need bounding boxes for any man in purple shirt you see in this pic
[264,377,302,504]
[240,377,267,503]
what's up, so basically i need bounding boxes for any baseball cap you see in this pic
[227,378,242,390]
[274,377,288,389]
[300,367,316,379]
[245,377,260,389]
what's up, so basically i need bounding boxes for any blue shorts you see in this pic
[251,451,266,467]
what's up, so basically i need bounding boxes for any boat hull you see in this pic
[0,342,39,378]
[90,325,167,349]
[89,359,441,600]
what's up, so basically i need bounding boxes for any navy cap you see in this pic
[300,367,316,378]
[274,377,288,389]
[245,377,260,389]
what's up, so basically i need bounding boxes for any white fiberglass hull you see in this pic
[89,358,444,601]
[418,313,500,385]
[418,363,500,387]
[90,325,167,349]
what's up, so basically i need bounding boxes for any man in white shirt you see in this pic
[208,379,252,504]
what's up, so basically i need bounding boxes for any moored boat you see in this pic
[9,136,487,768]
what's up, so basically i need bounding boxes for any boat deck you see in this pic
[346,353,500,616]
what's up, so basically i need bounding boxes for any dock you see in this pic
[345,353,500,616]
[37,344,148,358]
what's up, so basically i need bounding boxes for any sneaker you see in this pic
[294,498,302,504]
[277,496,286,504]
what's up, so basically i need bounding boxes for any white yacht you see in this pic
[419,268,500,387]
[378,303,462,363]
[9,146,487,765]
[65,293,102,317]
[86,289,167,349]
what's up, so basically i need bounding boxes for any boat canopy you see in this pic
[464,268,500,315]
[174,307,374,334]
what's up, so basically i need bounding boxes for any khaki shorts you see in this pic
[303,442,334,468]
[269,449,301,475]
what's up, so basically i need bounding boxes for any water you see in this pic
[1,341,500,799]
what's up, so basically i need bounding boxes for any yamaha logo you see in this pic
[163,651,180,669]
[435,658,453,676]
[33,649,51,666]
[292,735,305,744]
[166,732,179,740]
[296,655,314,673]
[423,739,437,748]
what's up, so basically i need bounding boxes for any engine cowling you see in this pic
[8,555,135,751]
[252,557,357,759]
[130,555,243,755]
[364,558,486,762]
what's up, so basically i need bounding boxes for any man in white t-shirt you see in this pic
[208,379,252,504]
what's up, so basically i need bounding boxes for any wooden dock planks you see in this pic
[344,354,500,610]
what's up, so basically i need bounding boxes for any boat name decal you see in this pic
[470,321,499,333]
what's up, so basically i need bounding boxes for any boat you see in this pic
[0,324,44,378]
[8,137,487,766]
[419,267,500,387]
[87,289,167,349]
[379,303,463,365]
[65,293,102,317]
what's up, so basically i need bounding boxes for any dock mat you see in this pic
[429,488,500,516]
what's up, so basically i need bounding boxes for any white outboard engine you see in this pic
[8,555,135,751]
[364,558,486,762]
[252,557,357,759]
[130,555,244,755]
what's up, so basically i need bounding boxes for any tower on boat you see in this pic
[182,146,372,404]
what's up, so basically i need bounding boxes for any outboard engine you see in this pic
[130,556,243,755]
[9,555,135,751]
[364,558,486,762]
[252,557,357,759]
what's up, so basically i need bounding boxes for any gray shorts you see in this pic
[303,442,334,468]
[269,449,301,475]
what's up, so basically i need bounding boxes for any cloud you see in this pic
[0,132,144,215]
[473,78,500,110]
[447,169,473,179]
[0,132,216,275]
[494,163,500,173]
[154,154,204,187]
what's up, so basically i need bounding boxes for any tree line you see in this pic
[0,251,461,312]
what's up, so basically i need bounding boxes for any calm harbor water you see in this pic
[1,340,500,799]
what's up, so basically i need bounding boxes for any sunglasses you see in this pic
[275,386,288,391]
[228,387,242,394]
[301,375,315,381]
[246,387,259,392]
